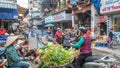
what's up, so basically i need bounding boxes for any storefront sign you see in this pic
[101,0,120,14]
[45,16,53,23]
[53,11,72,22]
[53,12,66,22]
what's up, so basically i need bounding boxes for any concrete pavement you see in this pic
[92,46,120,60]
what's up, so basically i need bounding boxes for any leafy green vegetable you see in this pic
[39,42,79,67]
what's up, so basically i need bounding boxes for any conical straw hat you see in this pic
[17,40,24,44]
[5,36,18,47]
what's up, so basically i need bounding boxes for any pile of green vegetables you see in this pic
[38,42,79,67]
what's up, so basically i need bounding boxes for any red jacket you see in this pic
[55,31,63,40]
[0,29,6,35]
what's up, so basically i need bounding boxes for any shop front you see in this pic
[53,11,72,29]
[0,1,18,34]
[100,0,120,35]
[100,0,120,43]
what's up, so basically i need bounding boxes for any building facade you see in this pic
[28,0,44,26]
[44,0,91,29]
[0,0,18,19]
[100,0,120,36]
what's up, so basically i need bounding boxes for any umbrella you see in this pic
[45,24,54,27]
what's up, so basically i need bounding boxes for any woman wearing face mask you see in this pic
[63,29,71,49]
[72,27,92,68]
[4,35,29,68]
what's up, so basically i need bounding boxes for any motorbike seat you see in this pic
[85,55,104,62]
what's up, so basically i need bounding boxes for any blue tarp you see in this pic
[92,0,101,14]
[0,8,18,19]
[0,35,8,45]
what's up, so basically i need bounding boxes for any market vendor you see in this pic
[0,26,6,35]
[72,27,92,68]
[4,35,29,68]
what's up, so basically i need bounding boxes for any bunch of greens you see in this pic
[38,42,79,67]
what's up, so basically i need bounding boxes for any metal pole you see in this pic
[72,10,75,27]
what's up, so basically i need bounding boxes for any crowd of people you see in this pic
[46,26,92,68]
[0,25,93,68]
[46,27,91,46]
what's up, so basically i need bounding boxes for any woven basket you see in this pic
[47,62,74,68]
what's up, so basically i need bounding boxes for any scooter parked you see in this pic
[82,55,117,68]
[72,55,117,68]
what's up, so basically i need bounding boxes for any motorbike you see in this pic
[0,49,7,68]
[68,44,117,68]
[82,55,117,68]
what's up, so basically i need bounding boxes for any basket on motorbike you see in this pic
[39,62,73,68]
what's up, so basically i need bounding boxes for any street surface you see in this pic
[92,46,120,68]
[28,37,120,68]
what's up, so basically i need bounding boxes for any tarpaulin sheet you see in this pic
[0,8,18,19]
[92,0,101,13]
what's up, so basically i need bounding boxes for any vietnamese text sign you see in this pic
[100,0,120,14]
[53,11,66,22]
[45,15,53,23]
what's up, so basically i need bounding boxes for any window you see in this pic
[113,15,120,32]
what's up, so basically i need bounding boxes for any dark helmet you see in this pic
[79,27,87,34]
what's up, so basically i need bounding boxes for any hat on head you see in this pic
[10,33,15,36]
[5,36,18,47]
[17,40,24,44]
[57,28,60,30]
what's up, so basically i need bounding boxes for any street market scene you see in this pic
[0,0,120,68]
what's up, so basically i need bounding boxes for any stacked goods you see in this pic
[38,42,79,68]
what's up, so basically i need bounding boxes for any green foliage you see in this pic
[38,42,78,67]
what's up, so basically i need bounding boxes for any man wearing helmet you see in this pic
[72,27,92,68]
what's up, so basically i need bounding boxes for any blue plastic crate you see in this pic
[96,42,101,47]
[101,43,108,47]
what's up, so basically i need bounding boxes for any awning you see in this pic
[0,8,18,19]
[45,24,54,27]
[92,0,100,14]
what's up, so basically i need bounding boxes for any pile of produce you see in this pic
[38,42,79,67]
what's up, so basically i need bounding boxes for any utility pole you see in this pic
[72,10,75,27]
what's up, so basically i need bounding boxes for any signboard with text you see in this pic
[53,11,66,22]
[45,16,53,23]
[100,0,120,14]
